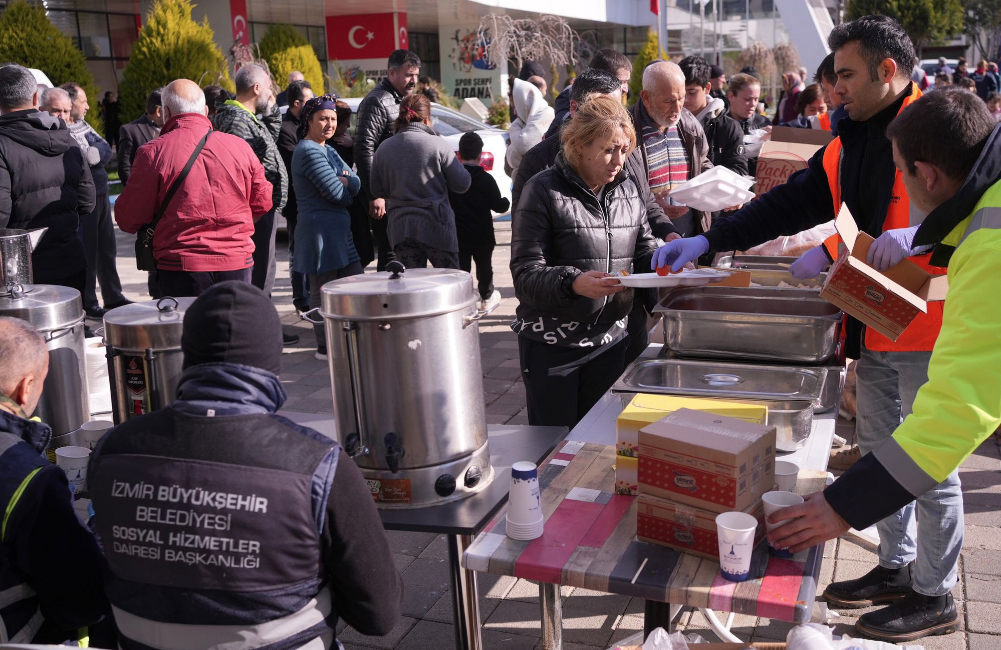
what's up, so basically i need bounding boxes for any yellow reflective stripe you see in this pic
[2,467,41,542]
[78,627,89,647]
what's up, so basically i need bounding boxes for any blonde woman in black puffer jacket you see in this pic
[510,95,661,429]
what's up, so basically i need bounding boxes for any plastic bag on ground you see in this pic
[641,627,690,650]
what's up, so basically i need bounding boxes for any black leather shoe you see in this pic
[282,332,300,345]
[85,305,108,319]
[103,300,133,310]
[823,563,912,608]
[856,591,959,642]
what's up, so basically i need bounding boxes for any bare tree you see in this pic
[476,14,579,75]
[772,42,802,76]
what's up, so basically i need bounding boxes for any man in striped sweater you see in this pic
[628,61,713,238]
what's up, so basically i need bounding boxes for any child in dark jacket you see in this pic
[448,132,510,309]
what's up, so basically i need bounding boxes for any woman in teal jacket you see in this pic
[291,95,363,358]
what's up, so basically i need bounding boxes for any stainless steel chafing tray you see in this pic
[654,287,842,364]
[715,254,800,271]
[741,269,827,289]
[612,358,827,451]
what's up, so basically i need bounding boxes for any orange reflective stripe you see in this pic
[819,83,943,351]
[818,112,831,131]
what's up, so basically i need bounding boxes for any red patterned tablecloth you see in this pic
[462,440,827,623]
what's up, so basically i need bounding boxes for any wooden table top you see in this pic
[462,440,828,624]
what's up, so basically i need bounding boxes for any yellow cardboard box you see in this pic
[616,393,768,458]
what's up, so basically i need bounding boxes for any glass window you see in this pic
[47,10,80,45]
[78,12,111,58]
[108,13,138,60]
[308,26,326,61]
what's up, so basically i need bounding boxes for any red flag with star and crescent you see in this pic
[327,14,397,60]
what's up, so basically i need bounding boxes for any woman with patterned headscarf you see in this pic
[291,94,363,359]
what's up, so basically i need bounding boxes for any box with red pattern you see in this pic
[820,205,948,341]
[637,408,775,513]
[636,492,766,560]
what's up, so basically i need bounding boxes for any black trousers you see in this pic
[624,298,652,366]
[371,215,395,271]
[518,336,629,430]
[285,211,309,310]
[251,208,277,296]
[81,194,127,309]
[393,238,459,269]
[458,245,494,300]
[35,265,86,296]
[155,268,252,298]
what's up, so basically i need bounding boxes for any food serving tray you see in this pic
[611,358,827,451]
[715,254,799,271]
[653,287,842,364]
[617,268,729,288]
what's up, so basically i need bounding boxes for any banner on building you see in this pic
[230,0,249,45]
[440,24,505,107]
[327,12,409,85]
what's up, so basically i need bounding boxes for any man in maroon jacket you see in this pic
[115,79,272,297]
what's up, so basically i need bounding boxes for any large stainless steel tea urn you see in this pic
[321,262,493,508]
[0,283,88,435]
[104,297,195,424]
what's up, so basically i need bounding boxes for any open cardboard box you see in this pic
[754,127,833,196]
[820,204,949,341]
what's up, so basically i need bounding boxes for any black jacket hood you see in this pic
[0,109,74,157]
[914,122,1001,266]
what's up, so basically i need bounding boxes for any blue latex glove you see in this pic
[789,246,830,279]
[651,236,710,273]
[866,226,920,272]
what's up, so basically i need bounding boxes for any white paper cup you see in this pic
[774,461,799,491]
[55,446,91,493]
[79,420,113,450]
[762,490,805,558]
[716,511,758,582]
[508,461,543,527]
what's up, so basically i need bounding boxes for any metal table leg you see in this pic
[643,601,683,636]
[539,583,563,650]
[447,535,483,650]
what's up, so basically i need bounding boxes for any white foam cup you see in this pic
[774,461,799,491]
[715,511,758,582]
[762,490,805,558]
[55,446,91,493]
[79,420,113,450]
[508,461,543,526]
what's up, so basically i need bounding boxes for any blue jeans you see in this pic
[855,345,964,597]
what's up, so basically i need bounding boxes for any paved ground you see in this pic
[106,218,1001,649]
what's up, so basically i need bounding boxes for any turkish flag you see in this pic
[396,13,408,50]
[650,0,659,14]
[327,14,397,61]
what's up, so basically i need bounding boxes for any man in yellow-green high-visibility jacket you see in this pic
[771,88,1001,643]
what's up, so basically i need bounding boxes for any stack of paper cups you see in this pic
[506,461,543,540]
[85,337,112,415]
[762,490,805,558]
[774,461,799,491]
[715,511,758,582]
[79,420,113,450]
[56,446,91,494]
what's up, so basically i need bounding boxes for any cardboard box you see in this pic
[636,492,766,560]
[615,455,638,496]
[616,393,768,458]
[638,409,776,513]
[820,205,949,341]
[754,127,832,196]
